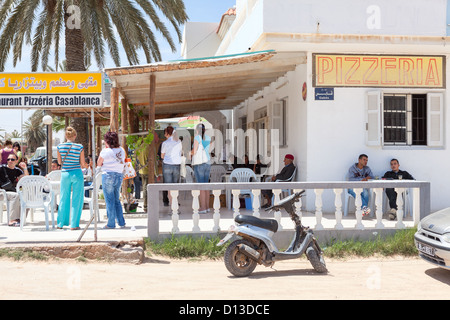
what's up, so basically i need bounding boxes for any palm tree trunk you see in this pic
[64,0,89,152]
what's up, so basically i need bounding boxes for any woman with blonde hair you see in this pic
[56,127,87,230]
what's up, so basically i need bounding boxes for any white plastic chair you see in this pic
[84,172,103,222]
[275,166,297,196]
[229,168,257,205]
[184,166,195,183]
[17,176,54,231]
[181,166,195,199]
[209,165,226,182]
[0,189,10,224]
[47,170,61,211]
[383,188,412,218]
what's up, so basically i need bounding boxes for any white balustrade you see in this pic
[395,187,405,229]
[146,180,430,239]
[374,188,384,229]
[272,189,282,230]
[354,188,364,230]
[212,190,221,232]
[314,189,324,230]
[232,189,240,219]
[191,190,200,232]
[170,190,179,233]
[333,189,343,230]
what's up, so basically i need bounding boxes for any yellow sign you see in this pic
[313,54,445,88]
[0,72,103,108]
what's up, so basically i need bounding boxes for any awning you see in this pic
[104,50,306,118]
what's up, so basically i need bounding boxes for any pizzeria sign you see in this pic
[0,72,103,109]
[313,54,445,88]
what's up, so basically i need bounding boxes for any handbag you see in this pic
[123,158,136,180]
[1,167,15,192]
[192,136,209,166]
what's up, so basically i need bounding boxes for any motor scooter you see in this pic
[217,190,327,277]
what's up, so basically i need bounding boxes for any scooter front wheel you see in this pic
[306,246,327,273]
[224,239,258,277]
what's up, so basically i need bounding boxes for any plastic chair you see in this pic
[209,165,226,182]
[183,166,195,183]
[17,176,54,231]
[0,189,10,224]
[383,188,411,218]
[84,172,103,222]
[229,168,258,205]
[47,170,61,211]
[275,166,297,196]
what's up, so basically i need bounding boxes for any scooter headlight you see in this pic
[228,225,236,233]
[442,233,450,244]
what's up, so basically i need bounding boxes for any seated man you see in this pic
[0,153,29,227]
[347,154,374,216]
[51,159,61,171]
[261,154,296,208]
[382,158,414,220]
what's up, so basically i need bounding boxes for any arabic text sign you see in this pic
[315,88,334,100]
[313,54,445,88]
[0,72,103,108]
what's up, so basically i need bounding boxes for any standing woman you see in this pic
[57,127,87,230]
[12,142,22,163]
[161,126,182,205]
[97,131,126,229]
[190,123,211,214]
[0,140,16,165]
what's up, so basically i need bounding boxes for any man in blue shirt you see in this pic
[347,154,374,216]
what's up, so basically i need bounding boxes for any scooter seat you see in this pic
[235,215,278,233]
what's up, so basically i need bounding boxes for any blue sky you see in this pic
[0,0,237,138]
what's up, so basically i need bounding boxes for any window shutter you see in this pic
[366,91,382,146]
[270,101,283,146]
[427,93,444,147]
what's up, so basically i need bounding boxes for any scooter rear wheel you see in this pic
[224,239,258,277]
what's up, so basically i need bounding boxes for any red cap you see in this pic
[285,154,294,160]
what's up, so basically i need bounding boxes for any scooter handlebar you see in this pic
[264,190,305,211]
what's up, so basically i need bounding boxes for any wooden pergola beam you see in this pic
[148,74,156,184]
[110,87,119,132]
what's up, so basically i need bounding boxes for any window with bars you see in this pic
[366,91,443,147]
[383,94,427,146]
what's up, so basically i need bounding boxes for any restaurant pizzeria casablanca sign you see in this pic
[0,72,103,109]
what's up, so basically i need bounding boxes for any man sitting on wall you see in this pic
[261,154,296,209]
[347,154,374,216]
[382,158,414,220]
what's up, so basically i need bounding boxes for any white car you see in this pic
[414,207,450,269]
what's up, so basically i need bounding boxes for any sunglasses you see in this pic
[7,158,16,161]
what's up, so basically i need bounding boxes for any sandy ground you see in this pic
[1,255,449,300]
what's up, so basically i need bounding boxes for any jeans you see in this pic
[102,172,125,228]
[163,163,180,183]
[58,169,84,228]
[193,163,211,183]
[348,188,369,208]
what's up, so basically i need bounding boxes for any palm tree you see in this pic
[0,0,188,149]
[23,111,46,153]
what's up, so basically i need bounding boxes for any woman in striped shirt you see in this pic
[56,127,87,230]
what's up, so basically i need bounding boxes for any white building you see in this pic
[181,0,450,213]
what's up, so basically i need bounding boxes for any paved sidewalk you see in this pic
[0,198,415,246]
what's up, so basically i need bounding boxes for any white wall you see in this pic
[181,22,221,59]
[304,49,450,213]
[263,0,447,36]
